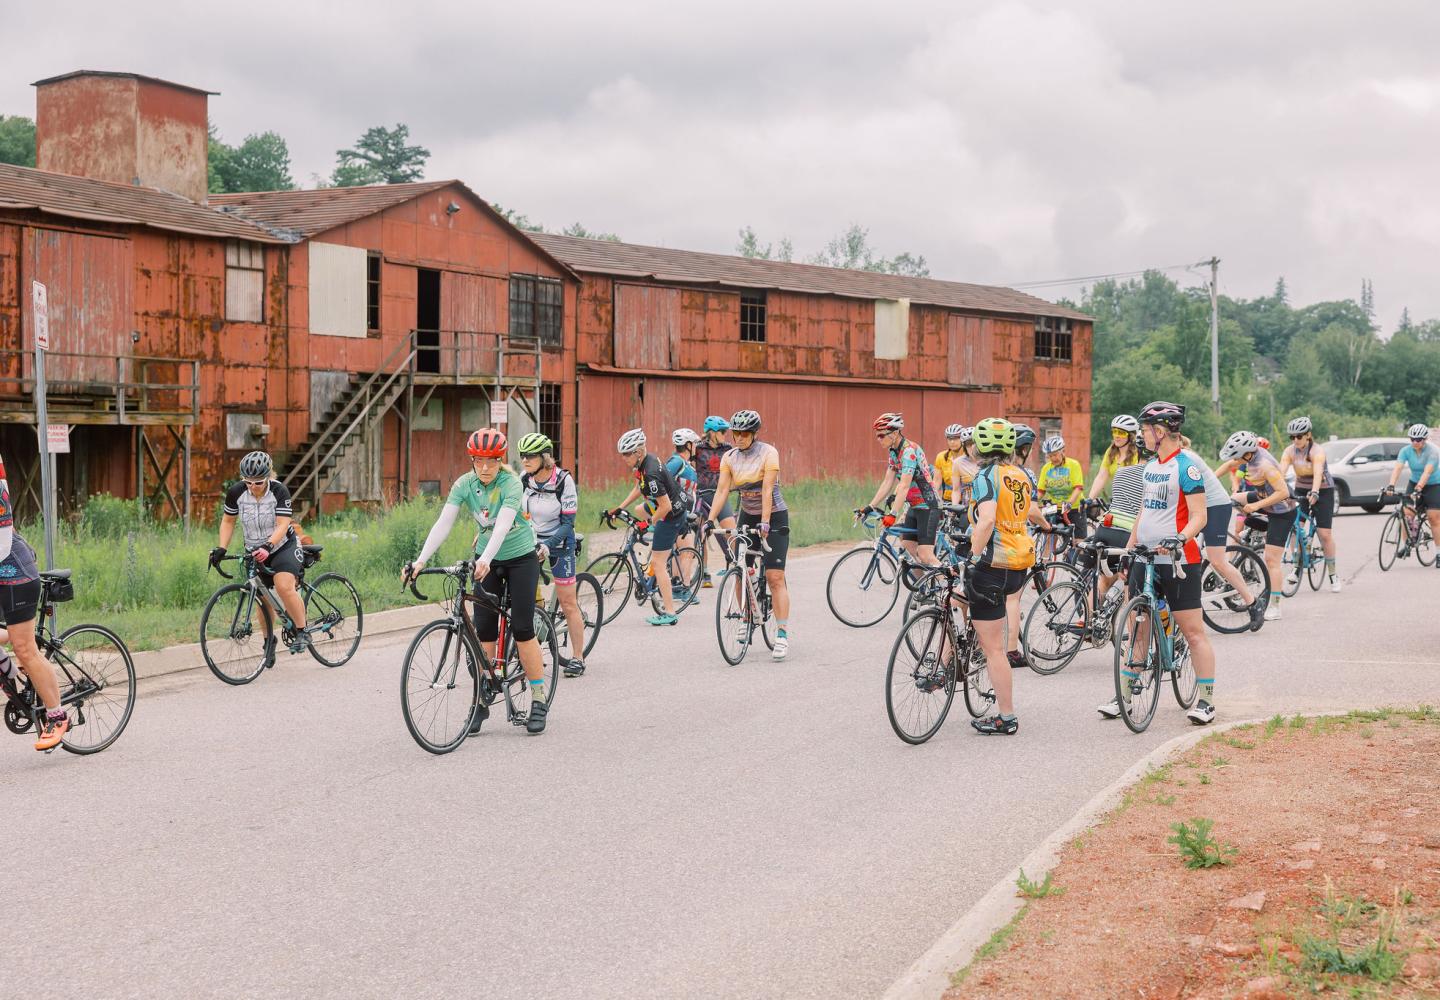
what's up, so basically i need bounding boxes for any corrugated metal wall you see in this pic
[24,227,133,383]
[614,284,680,369]
[308,241,367,338]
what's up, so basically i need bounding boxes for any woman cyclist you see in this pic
[934,424,967,505]
[866,412,941,569]
[1180,434,1265,628]
[609,429,688,626]
[668,428,702,590]
[1215,430,1294,622]
[404,428,550,735]
[707,409,792,660]
[0,455,68,750]
[1383,423,1440,568]
[1038,435,1086,539]
[695,416,736,587]
[1088,415,1142,501]
[965,417,1052,735]
[1279,416,1340,592]
[1012,423,1039,489]
[518,433,587,679]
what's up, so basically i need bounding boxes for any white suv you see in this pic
[1322,438,1409,512]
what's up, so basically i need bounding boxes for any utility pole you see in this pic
[1208,257,1221,416]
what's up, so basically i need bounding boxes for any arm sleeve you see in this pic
[478,506,519,564]
[416,504,461,564]
[222,481,245,516]
[270,480,294,518]
[548,511,576,549]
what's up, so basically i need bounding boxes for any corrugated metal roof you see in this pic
[531,232,1091,321]
[31,70,219,96]
[210,181,452,238]
[0,162,289,243]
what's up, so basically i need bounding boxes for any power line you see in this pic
[1007,260,1209,290]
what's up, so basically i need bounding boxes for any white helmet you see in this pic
[672,427,700,447]
[1220,430,1259,461]
[1041,435,1065,454]
[943,423,965,438]
[959,425,974,443]
[616,428,647,454]
[1111,414,1140,434]
[1286,416,1312,436]
[1408,423,1430,441]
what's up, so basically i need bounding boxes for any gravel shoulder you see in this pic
[943,707,1440,999]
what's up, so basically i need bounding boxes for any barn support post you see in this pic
[182,424,192,534]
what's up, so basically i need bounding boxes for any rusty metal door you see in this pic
[441,271,506,376]
[24,228,133,384]
[613,284,680,369]
[946,314,994,386]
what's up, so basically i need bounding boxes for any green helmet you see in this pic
[516,432,554,457]
[972,417,1016,457]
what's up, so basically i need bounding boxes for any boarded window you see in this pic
[413,397,444,431]
[946,314,995,386]
[225,241,264,323]
[740,291,767,342]
[1034,317,1073,361]
[874,298,910,360]
[613,284,680,369]
[509,274,563,347]
[366,253,381,331]
[308,242,367,338]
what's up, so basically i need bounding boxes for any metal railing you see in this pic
[0,349,201,422]
[410,328,546,383]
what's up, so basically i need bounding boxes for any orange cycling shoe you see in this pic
[34,712,70,751]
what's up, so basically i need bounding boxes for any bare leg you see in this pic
[974,617,1013,715]
[10,620,59,710]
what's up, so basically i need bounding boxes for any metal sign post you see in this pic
[31,280,56,571]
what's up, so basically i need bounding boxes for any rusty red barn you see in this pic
[0,70,1092,518]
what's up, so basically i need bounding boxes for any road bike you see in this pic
[884,562,994,745]
[1197,544,1270,634]
[1377,491,1435,571]
[538,531,602,662]
[713,526,777,665]
[1,569,136,754]
[1112,543,1198,735]
[825,509,923,628]
[400,555,560,754]
[1020,535,1129,674]
[201,547,363,685]
[585,510,702,625]
[1279,504,1324,595]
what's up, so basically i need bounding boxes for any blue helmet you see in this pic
[703,415,730,433]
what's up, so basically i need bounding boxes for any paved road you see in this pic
[3,513,1434,999]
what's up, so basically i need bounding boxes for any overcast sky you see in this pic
[6,0,1438,328]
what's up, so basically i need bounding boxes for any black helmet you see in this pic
[1012,423,1037,448]
[239,451,272,481]
[1139,400,1186,431]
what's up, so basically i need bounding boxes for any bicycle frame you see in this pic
[1,580,108,735]
[1127,554,1180,674]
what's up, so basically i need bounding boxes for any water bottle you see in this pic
[1156,598,1173,636]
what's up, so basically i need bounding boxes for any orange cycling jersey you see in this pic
[970,463,1036,570]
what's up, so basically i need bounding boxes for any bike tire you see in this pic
[1020,580,1086,674]
[1201,546,1269,634]
[885,608,957,745]
[1280,530,1302,598]
[584,552,634,626]
[961,635,994,719]
[557,572,603,659]
[651,545,703,615]
[400,619,479,755]
[304,572,364,667]
[501,608,560,722]
[1113,595,1162,734]
[199,583,271,685]
[1418,521,1436,566]
[1171,632,1198,710]
[714,566,752,665]
[825,545,900,628]
[1377,513,1402,571]
[54,624,136,755]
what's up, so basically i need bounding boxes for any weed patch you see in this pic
[1016,870,1066,899]
[1167,817,1237,869]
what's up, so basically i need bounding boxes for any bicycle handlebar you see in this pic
[209,552,247,581]
[710,525,773,553]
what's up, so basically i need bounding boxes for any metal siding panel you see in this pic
[440,270,505,334]
[308,242,367,338]
[25,227,132,383]
[613,284,679,369]
[225,265,264,323]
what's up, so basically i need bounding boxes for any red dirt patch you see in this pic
[943,710,1440,999]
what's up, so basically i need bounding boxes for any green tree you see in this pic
[332,124,430,186]
[809,223,930,276]
[0,115,36,167]
[492,204,544,232]
[209,128,294,193]
[560,222,621,242]
[736,226,794,262]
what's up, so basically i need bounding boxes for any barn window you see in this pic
[1034,317,1073,361]
[740,291,767,343]
[539,383,563,453]
[509,274,563,347]
[366,252,381,331]
[225,241,264,323]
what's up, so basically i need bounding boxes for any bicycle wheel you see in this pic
[400,619,478,754]
[1377,512,1403,571]
[585,552,634,626]
[1020,580,1086,674]
[961,633,994,719]
[652,545,703,615]
[1201,546,1269,634]
[501,609,561,721]
[1113,595,1162,734]
[1170,632,1197,710]
[1280,530,1302,597]
[885,608,957,745]
[53,624,135,755]
[826,546,900,628]
[304,572,363,667]
[901,566,950,623]
[1417,520,1436,566]
[199,583,271,685]
[714,566,754,665]
[556,573,603,660]
[1019,560,1082,619]
[1305,534,1325,591]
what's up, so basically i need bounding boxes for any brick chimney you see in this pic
[33,71,215,203]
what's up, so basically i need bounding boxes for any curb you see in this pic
[879,711,1351,1000]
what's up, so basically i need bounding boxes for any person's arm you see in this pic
[476,506,518,567]
[869,469,897,511]
[217,513,237,552]
[709,465,734,523]
[889,471,914,514]
[1278,449,1293,478]
[652,494,673,520]
[266,515,293,550]
[1066,462,1084,507]
[1180,492,1207,544]
[548,473,578,549]
[1418,460,1437,492]
[613,484,641,514]
[1088,463,1111,500]
[414,503,461,567]
[1244,466,1291,512]
[759,466,777,532]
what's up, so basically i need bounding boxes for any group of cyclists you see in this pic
[5,398,1435,753]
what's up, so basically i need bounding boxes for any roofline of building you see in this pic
[32,70,218,96]
[580,363,1003,393]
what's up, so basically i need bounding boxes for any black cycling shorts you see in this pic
[738,509,789,571]
[1127,559,1202,613]
[904,506,939,547]
[0,578,41,626]
[1421,483,1440,511]
[1263,507,1296,548]
[965,562,1028,622]
[255,531,305,580]
[1203,503,1230,548]
[1088,524,1130,575]
[474,551,541,643]
[1296,488,1335,531]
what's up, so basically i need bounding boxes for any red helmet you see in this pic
[1257,436,1271,452]
[873,412,904,432]
[467,428,507,458]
